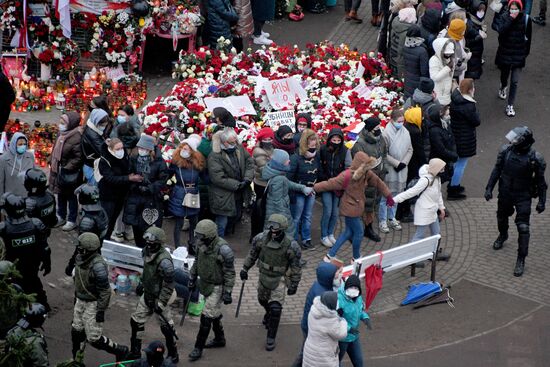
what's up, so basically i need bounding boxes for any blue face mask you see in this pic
[117,115,127,124]
[394,122,403,130]
[16,145,27,154]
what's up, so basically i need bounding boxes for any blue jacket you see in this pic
[168,164,202,218]
[300,262,338,334]
[337,284,370,342]
[206,0,239,47]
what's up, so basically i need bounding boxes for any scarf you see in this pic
[404,36,425,47]
[51,127,81,174]
[136,155,151,177]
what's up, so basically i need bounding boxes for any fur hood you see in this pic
[171,143,206,170]
[350,151,380,181]
[298,129,320,156]
[211,130,225,154]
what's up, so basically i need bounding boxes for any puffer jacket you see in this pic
[394,164,445,225]
[314,152,391,218]
[252,145,272,187]
[465,5,486,79]
[492,6,532,68]
[206,0,239,47]
[429,38,455,105]
[450,89,480,158]
[288,129,320,187]
[98,144,130,202]
[301,262,339,334]
[428,108,458,164]
[390,16,414,77]
[337,284,370,343]
[233,0,254,38]
[0,132,35,197]
[419,8,441,57]
[302,297,348,367]
[81,124,106,168]
[262,164,305,236]
[318,128,351,182]
[207,133,255,217]
[403,36,430,98]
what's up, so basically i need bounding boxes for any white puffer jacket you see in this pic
[303,297,348,367]
[429,38,455,106]
[393,164,445,225]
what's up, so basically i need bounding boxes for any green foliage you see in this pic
[0,330,34,367]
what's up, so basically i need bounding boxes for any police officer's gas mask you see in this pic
[143,232,162,256]
[75,246,96,263]
[268,221,285,242]
[195,232,214,252]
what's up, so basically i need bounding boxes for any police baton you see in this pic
[179,293,191,327]
[156,309,179,340]
[235,280,246,318]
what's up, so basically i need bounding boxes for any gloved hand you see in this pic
[96,311,105,323]
[188,278,197,290]
[154,302,166,315]
[337,308,344,317]
[40,260,51,276]
[386,195,395,207]
[484,190,493,201]
[536,202,545,214]
[237,181,248,191]
[362,318,373,330]
[243,179,251,186]
[136,283,144,296]
[240,269,248,281]
[287,284,298,296]
[395,162,406,172]
[302,187,314,196]
[222,291,232,305]
[349,327,359,335]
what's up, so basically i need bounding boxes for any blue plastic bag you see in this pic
[401,282,442,305]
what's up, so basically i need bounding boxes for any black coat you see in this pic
[318,128,349,182]
[123,150,169,226]
[465,14,485,79]
[492,8,532,68]
[0,70,15,129]
[288,153,320,187]
[419,9,441,57]
[405,122,427,182]
[403,41,430,98]
[428,110,458,164]
[98,145,130,201]
[450,89,481,158]
[81,126,106,167]
[206,0,239,47]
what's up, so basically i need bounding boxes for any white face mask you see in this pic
[180,150,191,159]
[476,10,485,18]
[345,287,360,298]
[110,148,124,159]
[510,9,519,15]
[138,148,150,157]
[58,124,67,132]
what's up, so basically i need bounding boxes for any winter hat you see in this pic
[404,107,423,129]
[364,117,381,132]
[428,158,446,176]
[344,274,362,294]
[419,77,435,94]
[320,291,338,311]
[137,134,156,151]
[508,0,523,10]
[276,125,293,139]
[89,108,108,126]
[183,133,201,151]
[144,340,165,354]
[256,127,275,142]
[398,7,418,23]
[213,107,236,128]
[448,19,466,41]
[270,148,290,166]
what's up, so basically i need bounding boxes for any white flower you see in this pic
[103,42,108,48]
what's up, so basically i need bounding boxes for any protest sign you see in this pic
[203,96,257,117]
[264,110,296,132]
[265,77,307,110]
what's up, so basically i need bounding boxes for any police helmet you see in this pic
[506,126,535,150]
[1,193,27,219]
[77,232,101,251]
[0,260,15,276]
[75,184,100,206]
[24,168,48,195]
[266,214,288,231]
[194,220,218,241]
[143,226,166,245]
[25,303,47,328]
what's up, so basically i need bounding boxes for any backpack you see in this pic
[93,157,110,183]
[405,176,431,204]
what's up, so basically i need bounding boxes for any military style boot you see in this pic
[514,256,525,277]
[493,218,509,250]
[90,336,129,362]
[205,315,226,348]
[161,323,179,363]
[266,303,282,351]
[189,315,212,362]
[364,223,381,242]
[129,318,143,359]
[447,185,466,200]
[71,328,86,359]
[260,300,270,329]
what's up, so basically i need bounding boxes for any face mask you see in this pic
[345,287,360,298]
[443,54,453,59]
[117,115,127,124]
[476,10,485,18]
[297,126,306,132]
[307,148,316,153]
[180,150,191,159]
[110,148,124,159]
[393,122,403,130]
[97,126,106,134]
[16,145,27,154]
[58,124,67,132]
[223,143,236,151]
[372,129,381,137]
[271,230,285,242]
[138,148,150,157]
[260,142,273,150]
[510,9,519,15]
[282,138,294,145]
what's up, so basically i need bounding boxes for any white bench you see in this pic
[101,240,195,273]
[342,235,441,281]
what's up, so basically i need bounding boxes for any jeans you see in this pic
[321,192,340,238]
[83,165,96,185]
[291,193,315,241]
[500,65,522,105]
[253,20,265,36]
[328,216,364,260]
[57,191,78,223]
[379,190,398,223]
[215,201,242,237]
[344,0,362,12]
[450,157,469,186]
[174,215,198,248]
[100,198,126,240]
[338,339,364,367]
[412,220,441,242]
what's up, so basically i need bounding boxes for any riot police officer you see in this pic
[4,303,49,366]
[485,127,547,277]
[188,219,235,362]
[65,184,109,276]
[0,193,51,311]
[130,226,179,363]
[71,232,129,361]
[24,168,57,229]
[240,214,302,351]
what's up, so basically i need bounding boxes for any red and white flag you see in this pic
[55,0,72,38]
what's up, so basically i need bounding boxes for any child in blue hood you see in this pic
[337,274,371,367]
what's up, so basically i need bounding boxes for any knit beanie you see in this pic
[398,7,418,23]
[508,0,523,10]
[269,149,290,172]
[404,107,423,129]
[89,108,108,126]
[448,19,466,41]
[428,158,446,176]
[364,117,381,132]
[344,274,362,294]
[137,134,156,151]
[276,125,293,139]
[256,127,275,142]
[419,77,435,94]
[183,134,201,152]
[320,291,338,311]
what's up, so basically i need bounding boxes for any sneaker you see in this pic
[321,237,333,248]
[182,218,190,231]
[388,219,402,231]
[62,221,77,232]
[54,217,66,228]
[124,230,134,241]
[328,234,337,244]
[253,35,273,45]
[379,222,390,233]
[498,86,507,100]
[301,240,314,250]
[323,254,335,262]
[506,105,516,117]
[532,15,546,26]
[261,31,270,38]
[111,232,124,243]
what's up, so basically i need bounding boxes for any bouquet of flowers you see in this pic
[0,0,26,32]
[32,25,80,72]
[145,0,203,35]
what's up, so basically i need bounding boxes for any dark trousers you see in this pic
[173,215,198,248]
[338,339,364,367]
[250,184,266,240]
[499,65,522,105]
[57,191,79,223]
[344,0,362,12]
[100,198,126,240]
[496,197,531,257]
[253,20,265,36]
[19,271,48,309]
[233,37,244,53]
[0,107,10,132]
